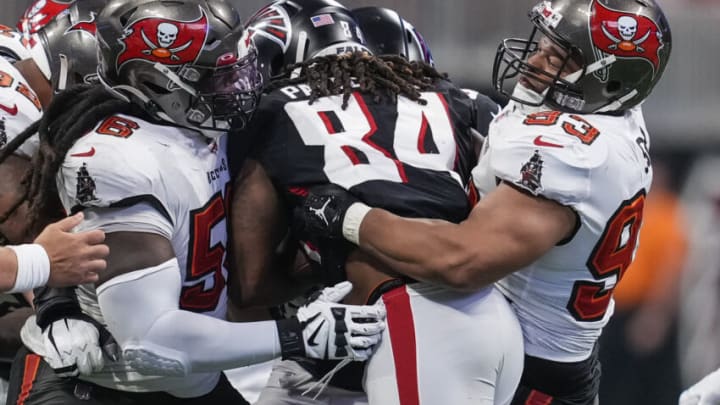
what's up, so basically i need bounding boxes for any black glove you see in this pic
[294,184,360,240]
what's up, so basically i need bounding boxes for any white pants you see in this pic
[257,284,523,405]
[0,377,7,405]
[225,360,274,403]
[365,284,524,405]
[255,359,368,405]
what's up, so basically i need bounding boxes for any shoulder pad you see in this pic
[57,115,173,223]
[487,111,609,205]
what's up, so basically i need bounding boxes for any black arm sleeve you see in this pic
[33,287,83,331]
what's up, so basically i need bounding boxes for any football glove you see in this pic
[680,368,720,405]
[276,281,385,361]
[43,314,119,377]
[294,185,361,240]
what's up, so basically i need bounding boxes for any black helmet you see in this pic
[246,0,369,79]
[353,7,433,66]
[96,0,262,134]
[23,0,108,92]
[493,0,672,113]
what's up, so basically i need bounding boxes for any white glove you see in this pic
[43,317,108,377]
[680,368,720,405]
[298,281,386,361]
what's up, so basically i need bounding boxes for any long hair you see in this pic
[268,51,446,109]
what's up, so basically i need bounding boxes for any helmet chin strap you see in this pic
[57,54,69,91]
[512,83,547,105]
[153,63,197,96]
[563,54,617,84]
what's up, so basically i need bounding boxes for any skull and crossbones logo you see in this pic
[141,22,192,60]
[602,16,651,52]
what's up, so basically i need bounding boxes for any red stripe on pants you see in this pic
[383,286,420,405]
[17,354,41,405]
[525,389,554,405]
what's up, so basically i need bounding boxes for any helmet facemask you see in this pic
[493,25,587,112]
[185,47,262,133]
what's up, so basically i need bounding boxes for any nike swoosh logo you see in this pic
[0,103,18,116]
[307,319,326,347]
[70,147,96,157]
[533,135,564,148]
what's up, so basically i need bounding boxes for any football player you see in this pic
[5,1,386,404]
[230,1,523,404]
[295,0,672,404]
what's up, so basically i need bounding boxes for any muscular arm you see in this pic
[229,159,311,307]
[356,183,577,291]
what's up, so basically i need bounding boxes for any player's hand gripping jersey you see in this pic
[0,57,42,157]
[472,100,653,362]
[22,114,232,396]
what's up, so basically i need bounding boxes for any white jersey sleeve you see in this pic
[483,113,609,206]
[56,123,175,228]
[0,57,41,158]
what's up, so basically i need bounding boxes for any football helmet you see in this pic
[246,0,370,79]
[353,7,433,66]
[0,25,32,62]
[22,0,107,92]
[493,0,672,113]
[96,0,262,134]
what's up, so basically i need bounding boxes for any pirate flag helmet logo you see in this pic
[116,9,209,70]
[590,0,665,77]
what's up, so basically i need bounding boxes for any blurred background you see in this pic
[2,0,718,403]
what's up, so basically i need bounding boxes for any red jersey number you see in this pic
[179,191,228,312]
[524,111,600,145]
[567,190,646,322]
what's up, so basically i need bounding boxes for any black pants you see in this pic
[6,347,249,405]
[511,344,601,405]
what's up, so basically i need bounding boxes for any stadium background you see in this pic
[2,0,719,403]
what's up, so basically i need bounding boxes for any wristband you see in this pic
[7,244,51,293]
[342,203,371,245]
[276,318,306,359]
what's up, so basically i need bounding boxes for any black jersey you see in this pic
[241,79,496,224]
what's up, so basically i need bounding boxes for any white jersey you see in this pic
[0,57,41,157]
[22,114,232,395]
[472,101,652,362]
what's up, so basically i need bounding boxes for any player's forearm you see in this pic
[97,259,281,377]
[0,247,19,292]
[130,309,281,375]
[358,209,499,291]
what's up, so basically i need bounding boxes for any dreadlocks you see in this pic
[0,118,40,244]
[268,51,447,109]
[25,83,141,228]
